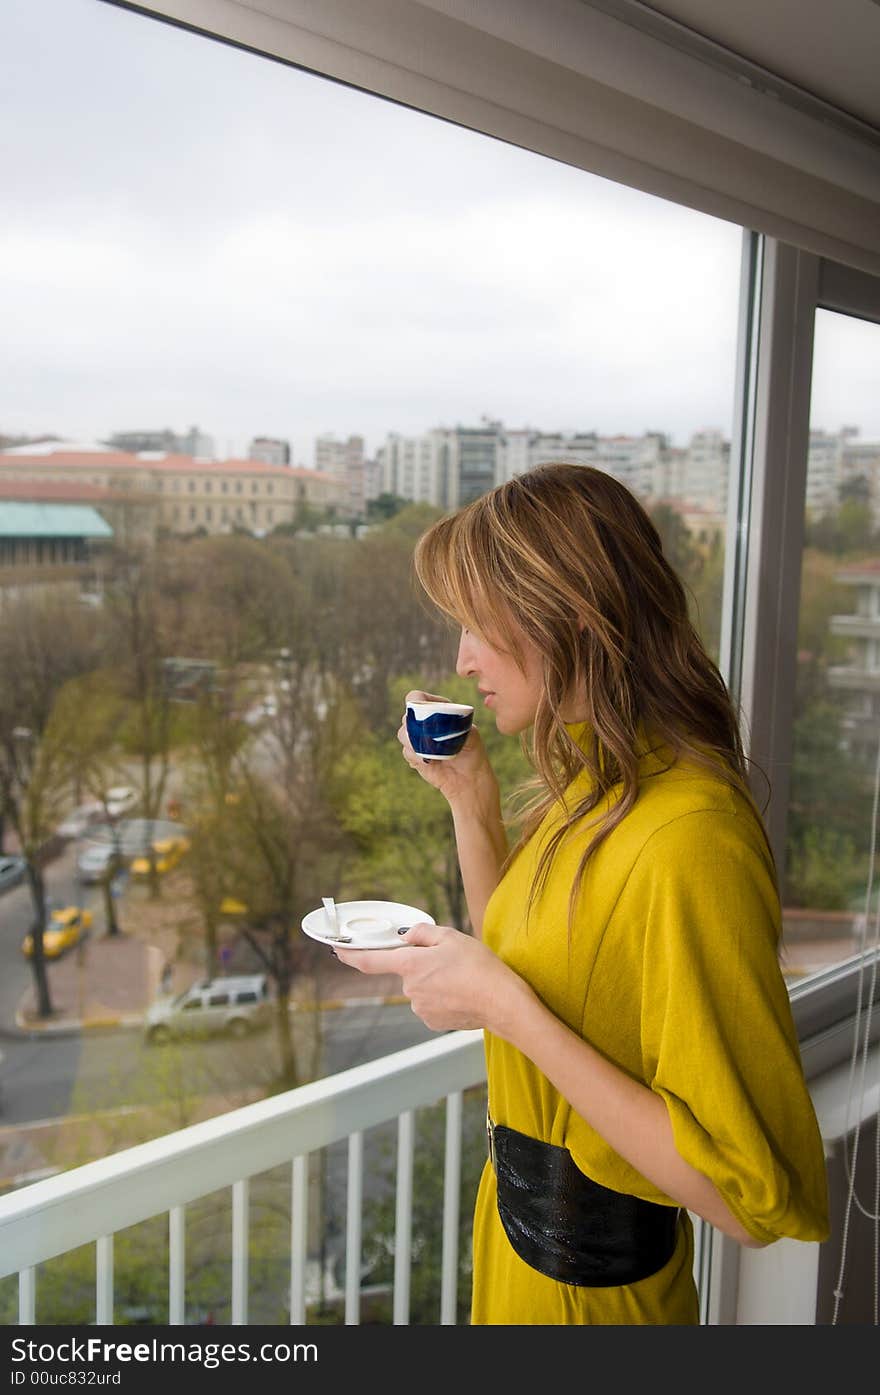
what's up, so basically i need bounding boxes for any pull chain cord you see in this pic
[830,723,880,1326]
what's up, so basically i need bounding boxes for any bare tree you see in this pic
[50,670,133,936]
[104,551,176,899]
[0,595,102,1017]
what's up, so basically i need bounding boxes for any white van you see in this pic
[144,974,271,1044]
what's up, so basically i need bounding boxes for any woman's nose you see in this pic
[456,632,474,678]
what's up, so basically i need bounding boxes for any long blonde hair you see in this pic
[412,462,774,926]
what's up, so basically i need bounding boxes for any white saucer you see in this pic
[301,899,435,950]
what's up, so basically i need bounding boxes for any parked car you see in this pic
[105,786,139,819]
[130,834,191,878]
[144,974,271,1044]
[78,819,186,884]
[76,842,122,885]
[243,695,277,726]
[0,855,27,895]
[58,800,104,839]
[22,906,93,960]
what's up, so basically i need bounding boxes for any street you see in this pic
[0,838,437,1133]
[0,1001,436,1128]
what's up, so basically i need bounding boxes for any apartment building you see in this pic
[248,436,291,466]
[828,558,880,764]
[314,433,368,517]
[377,430,450,508]
[378,420,726,528]
[805,427,880,524]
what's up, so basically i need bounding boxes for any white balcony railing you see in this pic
[0,1031,487,1326]
[1,952,878,1327]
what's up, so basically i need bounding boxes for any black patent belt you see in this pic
[487,1111,680,1288]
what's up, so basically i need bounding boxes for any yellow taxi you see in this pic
[130,835,191,878]
[219,896,248,917]
[22,906,93,960]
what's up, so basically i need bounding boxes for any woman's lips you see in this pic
[482,692,496,708]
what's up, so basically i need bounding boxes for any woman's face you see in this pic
[455,623,544,735]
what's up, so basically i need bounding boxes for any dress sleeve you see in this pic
[629,807,829,1245]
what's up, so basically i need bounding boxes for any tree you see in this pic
[0,595,103,1017]
[783,697,874,908]
[0,721,69,1016]
[104,551,178,899]
[50,670,135,936]
[647,502,701,582]
[366,492,408,522]
[359,1087,488,1324]
[156,533,297,669]
[194,668,365,1091]
[181,689,252,978]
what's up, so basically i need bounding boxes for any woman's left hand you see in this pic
[333,922,529,1034]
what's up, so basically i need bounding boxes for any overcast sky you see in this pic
[1,0,877,468]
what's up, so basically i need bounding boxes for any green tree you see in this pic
[359,1087,488,1325]
[784,697,873,908]
[366,492,408,522]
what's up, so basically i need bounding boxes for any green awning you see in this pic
[0,502,114,540]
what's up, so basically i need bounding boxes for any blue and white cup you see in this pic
[405,699,474,761]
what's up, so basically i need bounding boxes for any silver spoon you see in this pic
[321,897,351,942]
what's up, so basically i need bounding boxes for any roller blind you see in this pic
[108,0,880,274]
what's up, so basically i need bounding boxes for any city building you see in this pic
[376,429,451,508]
[314,433,368,517]
[379,421,726,526]
[678,429,728,518]
[828,558,880,765]
[805,426,880,525]
[806,428,848,519]
[105,425,215,458]
[0,444,341,542]
[840,430,880,525]
[452,420,503,507]
[105,428,181,455]
[0,496,113,608]
[248,436,291,466]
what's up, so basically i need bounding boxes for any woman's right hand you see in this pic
[398,690,497,808]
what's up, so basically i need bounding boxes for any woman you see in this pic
[336,462,829,1325]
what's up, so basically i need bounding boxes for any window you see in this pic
[782,308,880,982]
[207,992,229,1007]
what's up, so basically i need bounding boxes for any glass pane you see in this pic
[0,0,740,1141]
[782,308,880,982]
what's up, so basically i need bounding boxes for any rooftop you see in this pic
[0,501,114,539]
[0,446,334,482]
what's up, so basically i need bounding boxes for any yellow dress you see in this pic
[471,727,830,1325]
